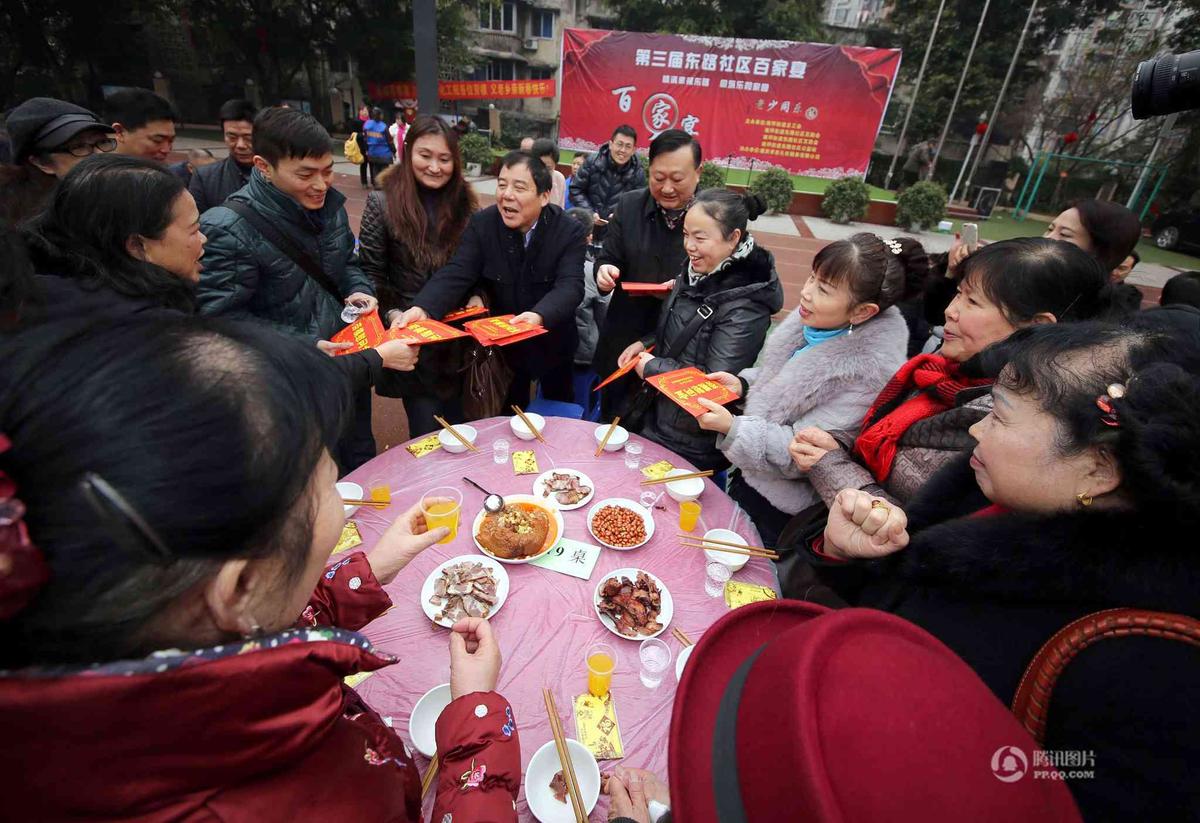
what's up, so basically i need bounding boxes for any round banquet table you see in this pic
[343,416,777,821]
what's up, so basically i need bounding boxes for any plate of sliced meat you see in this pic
[532,468,595,510]
[593,568,673,640]
[421,556,510,628]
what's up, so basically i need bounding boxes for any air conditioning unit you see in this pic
[522,38,538,50]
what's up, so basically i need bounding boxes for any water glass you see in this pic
[585,642,618,698]
[704,560,732,598]
[492,437,511,465]
[638,638,672,689]
[420,486,463,544]
[639,490,660,509]
[624,441,644,470]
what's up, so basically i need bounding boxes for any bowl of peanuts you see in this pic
[586,498,655,550]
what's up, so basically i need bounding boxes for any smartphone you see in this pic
[961,222,979,253]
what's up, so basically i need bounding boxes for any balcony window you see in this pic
[479,2,516,32]
[531,9,554,38]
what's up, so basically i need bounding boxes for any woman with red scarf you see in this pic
[789,238,1113,508]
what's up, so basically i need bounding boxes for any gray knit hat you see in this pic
[5,97,112,162]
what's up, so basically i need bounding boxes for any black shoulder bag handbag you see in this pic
[224,201,343,302]
[620,288,716,431]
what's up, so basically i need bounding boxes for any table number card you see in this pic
[331,522,363,556]
[512,450,540,474]
[405,434,442,458]
[530,538,601,580]
[574,692,625,761]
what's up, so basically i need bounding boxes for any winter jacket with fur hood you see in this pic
[717,306,909,514]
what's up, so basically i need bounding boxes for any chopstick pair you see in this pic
[678,532,780,560]
[543,688,587,823]
[434,415,479,452]
[594,416,622,456]
[672,626,694,647]
[340,498,390,508]
[511,405,548,443]
[420,753,439,800]
[639,469,714,487]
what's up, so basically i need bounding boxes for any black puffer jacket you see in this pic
[188,155,251,214]
[638,241,784,470]
[567,144,645,218]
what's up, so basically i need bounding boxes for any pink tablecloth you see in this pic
[344,416,777,821]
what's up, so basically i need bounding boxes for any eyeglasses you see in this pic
[55,137,118,157]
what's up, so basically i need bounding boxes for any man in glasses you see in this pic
[1,96,117,225]
[188,99,258,213]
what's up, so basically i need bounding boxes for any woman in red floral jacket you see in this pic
[0,315,520,821]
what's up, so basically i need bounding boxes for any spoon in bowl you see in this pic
[463,477,505,514]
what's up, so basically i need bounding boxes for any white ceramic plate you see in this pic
[532,468,596,511]
[593,568,673,641]
[675,643,694,681]
[586,498,655,550]
[337,481,363,517]
[409,683,452,758]
[471,494,566,564]
[525,738,601,823]
[420,555,510,628]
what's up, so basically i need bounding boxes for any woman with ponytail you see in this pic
[618,188,784,471]
[809,321,1200,819]
[696,233,915,547]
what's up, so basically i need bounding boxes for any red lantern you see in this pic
[1063,131,1079,145]
[975,122,988,135]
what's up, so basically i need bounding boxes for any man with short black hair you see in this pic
[189,99,258,213]
[530,137,566,206]
[396,150,585,406]
[568,124,644,226]
[198,106,380,467]
[106,88,178,164]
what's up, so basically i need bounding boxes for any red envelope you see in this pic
[644,366,739,417]
[621,281,675,294]
[388,319,470,346]
[441,305,490,323]
[594,345,656,391]
[330,310,387,355]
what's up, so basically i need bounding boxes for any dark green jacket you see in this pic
[197,170,373,340]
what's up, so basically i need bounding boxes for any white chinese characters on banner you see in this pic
[612,85,635,113]
[681,114,700,136]
[634,49,809,82]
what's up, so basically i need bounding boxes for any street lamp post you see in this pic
[413,0,439,114]
[884,0,948,190]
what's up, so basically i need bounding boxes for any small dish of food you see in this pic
[510,412,546,441]
[337,481,363,517]
[420,555,510,627]
[409,683,452,758]
[525,738,601,823]
[592,423,628,452]
[436,423,477,454]
[587,498,654,550]
[472,494,564,564]
[594,568,673,640]
[702,528,749,572]
[532,469,595,511]
[663,468,705,503]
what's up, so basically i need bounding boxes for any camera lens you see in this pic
[1132,49,1200,119]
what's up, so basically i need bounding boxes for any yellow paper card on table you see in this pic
[331,522,363,556]
[641,460,675,480]
[344,671,374,689]
[573,692,624,761]
[512,450,540,475]
[724,581,778,609]
[405,434,442,458]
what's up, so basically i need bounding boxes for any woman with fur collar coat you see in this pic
[698,233,916,546]
[812,322,1200,821]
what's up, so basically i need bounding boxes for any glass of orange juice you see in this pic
[367,475,392,504]
[585,642,618,698]
[421,486,462,545]
[679,500,702,532]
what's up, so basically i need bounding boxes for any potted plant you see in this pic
[697,161,726,192]
[821,176,871,224]
[459,133,492,177]
[896,180,948,231]
[749,166,794,214]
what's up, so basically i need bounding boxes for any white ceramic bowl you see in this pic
[337,481,363,517]
[436,423,477,454]
[510,412,546,441]
[664,468,705,503]
[586,498,655,550]
[702,528,749,571]
[676,643,694,681]
[525,738,601,823]
[471,494,566,564]
[592,423,629,451]
[593,568,674,641]
[408,683,452,758]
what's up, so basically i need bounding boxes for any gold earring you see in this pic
[1076,491,1093,507]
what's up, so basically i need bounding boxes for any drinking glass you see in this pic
[638,638,672,689]
[421,486,462,545]
[679,501,701,532]
[705,560,732,598]
[586,642,618,698]
[639,490,660,509]
[624,441,644,470]
[493,437,511,465]
[366,475,392,504]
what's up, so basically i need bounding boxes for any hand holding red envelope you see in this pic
[620,281,674,295]
[463,314,549,346]
[594,345,656,391]
[330,311,468,355]
[644,366,739,417]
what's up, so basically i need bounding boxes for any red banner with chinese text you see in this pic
[367,79,556,101]
[559,29,900,178]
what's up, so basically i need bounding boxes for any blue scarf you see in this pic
[790,323,850,360]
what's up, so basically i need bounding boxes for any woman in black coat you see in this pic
[812,322,1200,821]
[620,189,784,471]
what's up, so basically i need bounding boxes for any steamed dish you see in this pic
[477,502,552,559]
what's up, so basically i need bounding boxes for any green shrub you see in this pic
[749,167,794,214]
[698,161,726,191]
[821,176,871,224]
[458,133,493,168]
[895,180,947,230]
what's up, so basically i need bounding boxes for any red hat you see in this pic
[669,602,1081,822]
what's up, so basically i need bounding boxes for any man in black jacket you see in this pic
[189,99,257,213]
[592,129,701,416]
[396,151,586,406]
[568,124,645,226]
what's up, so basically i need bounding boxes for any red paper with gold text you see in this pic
[594,345,656,391]
[464,315,549,346]
[644,366,739,417]
[441,305,490,323]
[389,319,470,346]
[330,311,387,355]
